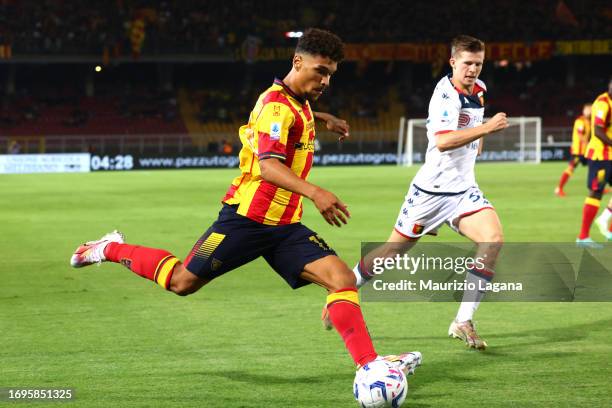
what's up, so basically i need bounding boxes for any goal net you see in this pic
[397,117,542,166]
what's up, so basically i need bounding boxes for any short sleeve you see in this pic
[593,100,609,128]
[255,102,295,161]
[429,94,460,135]
[574,118,585,135]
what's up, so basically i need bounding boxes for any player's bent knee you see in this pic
[302,256,356,292]
[171,282,197,297]
[168,264,208,296]
[486,231,504,244]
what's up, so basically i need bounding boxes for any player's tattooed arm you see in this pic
[314,111,350,141]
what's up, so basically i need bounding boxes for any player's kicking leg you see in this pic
[70,230,209,295]
[451,208,503,350]
[301,255,422,376]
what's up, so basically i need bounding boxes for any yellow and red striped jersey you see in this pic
[586,92,612,161]
[222,78,316,225]
[570,115,590,156]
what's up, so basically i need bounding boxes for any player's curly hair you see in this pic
[296,28,344,62]
[451,35,485,57]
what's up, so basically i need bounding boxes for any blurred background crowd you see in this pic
[0,0,610,154]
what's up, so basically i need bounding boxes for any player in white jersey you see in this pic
[323,35,508,350]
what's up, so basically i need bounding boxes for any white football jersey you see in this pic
[411,74,486,194]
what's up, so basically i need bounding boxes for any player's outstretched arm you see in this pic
[436,112,508,152]
[314,111,350,141]
[259,158,350,226]
[593,125,612,147]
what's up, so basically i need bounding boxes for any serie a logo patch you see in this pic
[270,122,281,140]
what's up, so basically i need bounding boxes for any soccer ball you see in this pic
[353,359,407,408]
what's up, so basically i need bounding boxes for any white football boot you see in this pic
[383,352,423,376]
[70,230,125,268]
[449,319,488,350]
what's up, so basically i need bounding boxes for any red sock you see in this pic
[578,198,600,239]
[104,242,180,289]
[557,170,571,191]
[326,287,378,367]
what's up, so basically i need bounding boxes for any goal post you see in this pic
[397,116,542,166]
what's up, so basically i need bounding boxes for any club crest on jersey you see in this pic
[272,105,281,117]
[270,122,281,140]
[412,224,424,235]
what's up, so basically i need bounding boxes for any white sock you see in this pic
[597,207,612,224]
[353,263,366,288]
[455,271,489,322]
[456,301,480,323]
[96,241,112,261]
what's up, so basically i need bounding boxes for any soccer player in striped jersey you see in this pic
[70,28,421,382]
[576,78,612,244]
[555,103,591,197]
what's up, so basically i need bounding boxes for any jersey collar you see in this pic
[274,78,306,105]
[446,73,483,96]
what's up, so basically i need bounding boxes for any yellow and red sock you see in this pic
[104,243,180,289]
[578,197,601,239]
[326,287,378,367]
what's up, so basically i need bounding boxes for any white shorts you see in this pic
[394,184,495,239]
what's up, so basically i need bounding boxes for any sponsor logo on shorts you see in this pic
[309,234,332,251]
[211,258,223,272]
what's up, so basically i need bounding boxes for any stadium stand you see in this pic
[1,0,611,154]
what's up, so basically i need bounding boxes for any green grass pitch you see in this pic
[1,163,611,407]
